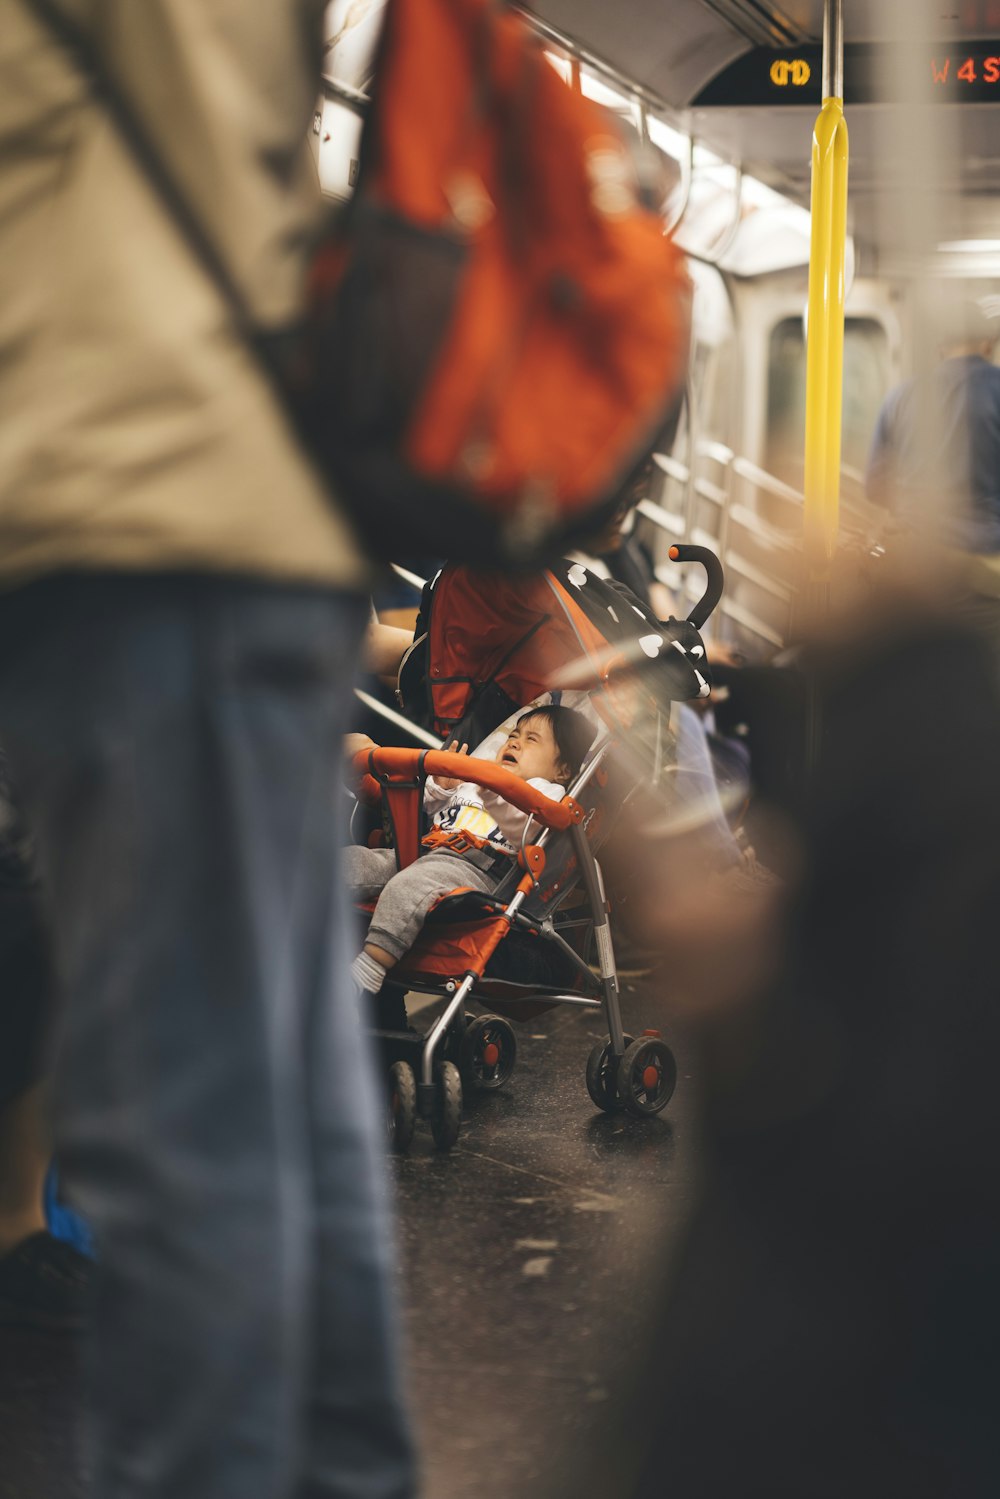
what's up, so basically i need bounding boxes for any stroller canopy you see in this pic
[400,561,710,745]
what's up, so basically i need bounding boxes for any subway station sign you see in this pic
[693,41,1000,106]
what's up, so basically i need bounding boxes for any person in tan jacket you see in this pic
[0,3,415,1495]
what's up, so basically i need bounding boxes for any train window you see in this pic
[764,315,891,497]
[578,68,642,129]
[645,113,689,228]
[544,49,572,84]
[323,0,383,90]
[316,95,364,201]
[689,261,737,541]
[673,147,741,262]
[689,260,737,439]
[646,116,687,165]
[641,258,734,562]
[723,177,814,277]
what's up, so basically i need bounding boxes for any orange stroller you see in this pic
[353,546,723,1150]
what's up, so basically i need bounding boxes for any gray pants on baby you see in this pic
[345,846,499,962]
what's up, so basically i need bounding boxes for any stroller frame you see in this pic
[415,740,626,1102]
[357,543,724,1148]
[354,732,672,1150]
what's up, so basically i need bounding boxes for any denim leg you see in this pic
[297,864,415,1499]
[0,574,415,1499]
[673,705,742,867]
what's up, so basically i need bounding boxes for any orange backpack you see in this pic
[307,0,692,566]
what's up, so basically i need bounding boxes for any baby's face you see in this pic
[496,716,564,783]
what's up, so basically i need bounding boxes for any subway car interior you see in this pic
[5,1,1000,1496]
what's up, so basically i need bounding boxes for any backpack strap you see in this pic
[20,0,302,393]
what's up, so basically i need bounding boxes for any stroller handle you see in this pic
[352,747,584,831]
[668,544,724,630]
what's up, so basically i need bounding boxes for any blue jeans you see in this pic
[673,705,742,867]
[0,573,415,1499]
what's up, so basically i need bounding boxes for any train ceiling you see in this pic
[528,1,1000,264]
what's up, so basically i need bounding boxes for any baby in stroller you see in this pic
[345,547,724,1150]
[348,703,593,997]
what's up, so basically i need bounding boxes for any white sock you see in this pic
[351,950,389,994]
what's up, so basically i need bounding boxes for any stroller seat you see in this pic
[403,890,596,1002]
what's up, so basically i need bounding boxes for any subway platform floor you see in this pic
[0,980,699,1499]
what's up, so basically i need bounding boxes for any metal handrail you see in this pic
[662,443,868,517]
[352,688,439,748]
[389,562,427,591]
[731,456,808,508]
[651,452,690,483]
[324,6,693,168]
[720,548,795,603]
[511,7,676,122]
[803,0,849,576]
[728,502,802,552]
[822,0,844,102]
[320,76,370,113]
[637,498,685,536]
[717,597,785,647]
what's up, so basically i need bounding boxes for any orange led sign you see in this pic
[769,58,811,88]
[930,55,1000,85]
[695,40,1000,106]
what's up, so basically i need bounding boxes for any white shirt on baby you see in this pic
[423,775,565,855]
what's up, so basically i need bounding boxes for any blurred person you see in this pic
[576,460,807,861]
[573,578,1000,1499]
[365,618,416,682]
[0,4,414,1498]
[569,470,748,871]
[866,301,1000,667]
[865,303,1000,551]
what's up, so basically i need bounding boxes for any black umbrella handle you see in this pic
[668,544,724,630]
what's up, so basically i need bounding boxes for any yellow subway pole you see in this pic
[803,0,849,584]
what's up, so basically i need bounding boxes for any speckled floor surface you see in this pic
[0,1326,86,1499]
[394,980,700,1499]
[0,980,698,1499]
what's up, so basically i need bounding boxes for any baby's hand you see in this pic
[432,741,469,792]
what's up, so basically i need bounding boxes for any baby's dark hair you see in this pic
[516,704,593,784]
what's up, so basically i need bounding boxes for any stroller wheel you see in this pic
[460,1015,517,1091]
[585,1035,635,1113]
[430,1060,463,1150]
[386,1061,417,1153]
[618,1037,677,1118]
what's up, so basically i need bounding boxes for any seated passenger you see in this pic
[347,704,592,995]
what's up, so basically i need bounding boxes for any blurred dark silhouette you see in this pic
[574,587,1000,1498]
